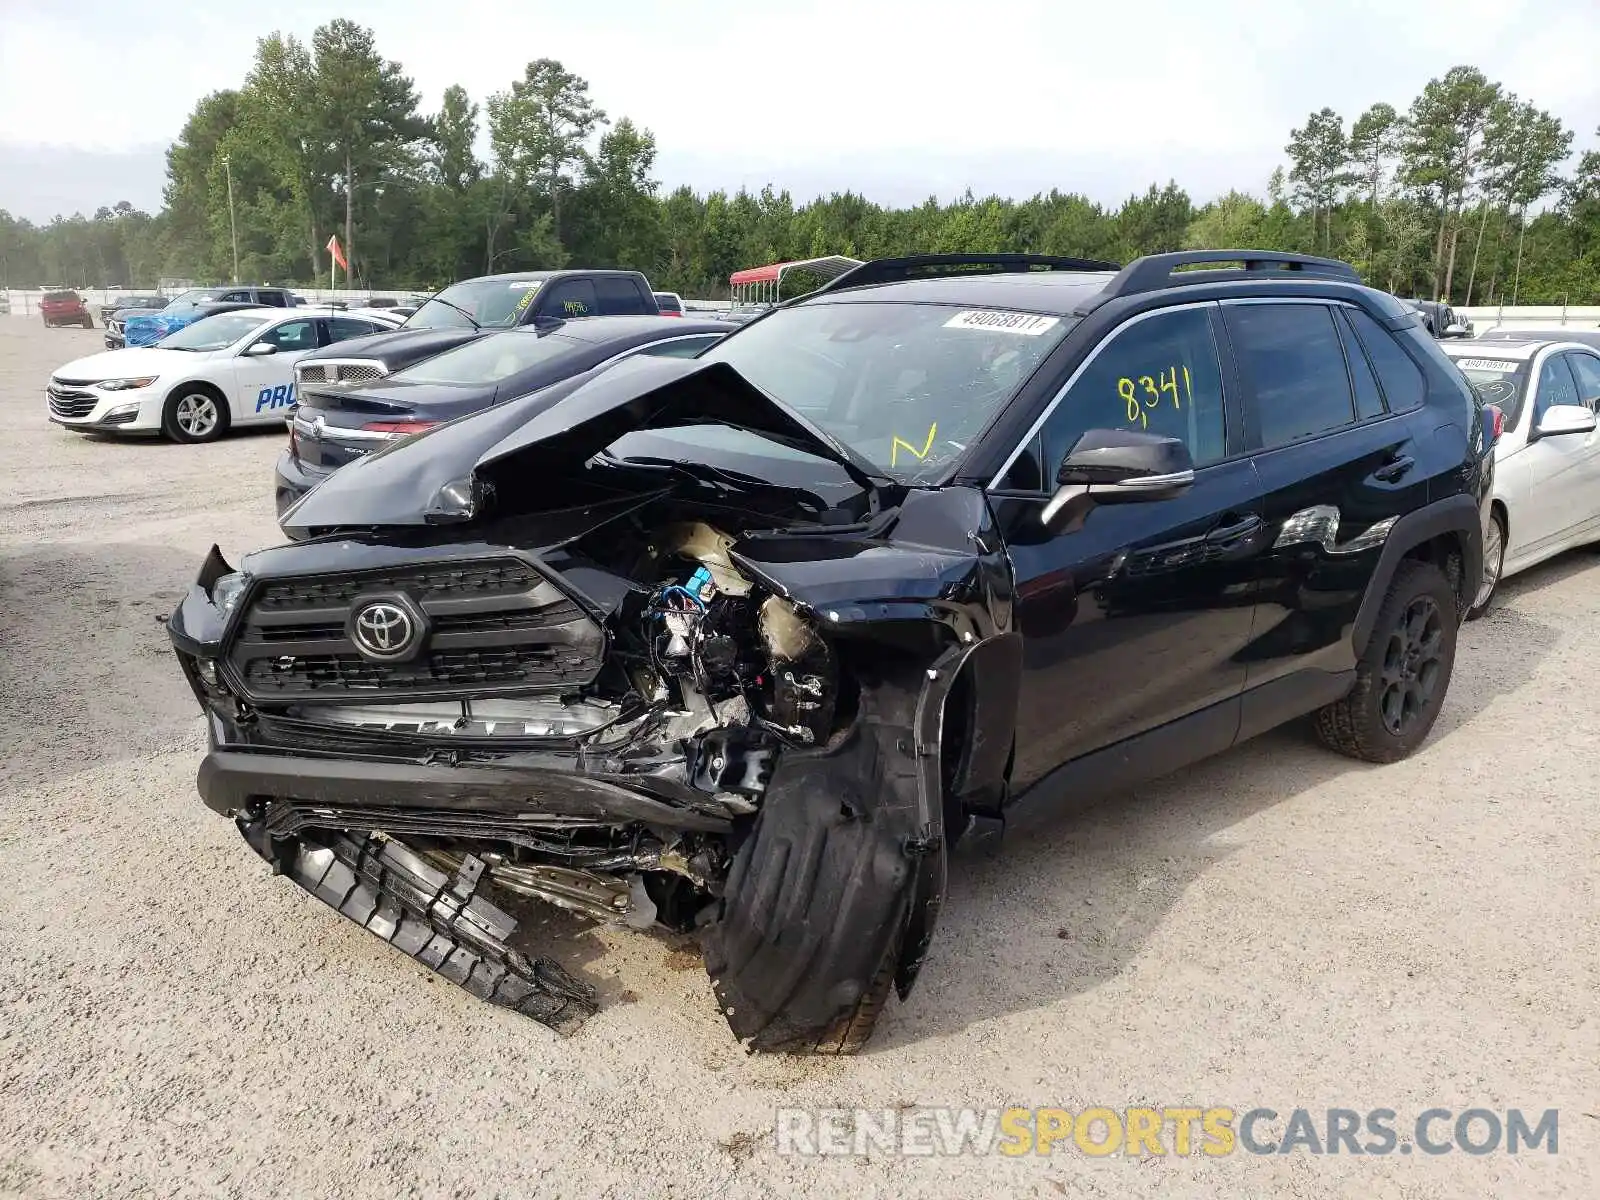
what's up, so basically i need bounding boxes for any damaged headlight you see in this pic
[209,571,248,618]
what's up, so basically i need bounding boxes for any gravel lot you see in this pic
[1,316,1596,1199]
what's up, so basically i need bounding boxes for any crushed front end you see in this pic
[168,357,1015,1052]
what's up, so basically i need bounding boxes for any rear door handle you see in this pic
[1206,514,1264,544]
[1375,454,1415,482]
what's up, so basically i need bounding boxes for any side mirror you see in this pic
[1534,403,1596,439]
[1043,428,1195,526]
[245,342,277,356]
[1445,323,1471,337]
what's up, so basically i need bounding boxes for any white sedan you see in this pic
[46,307,401,443]
[1442,338,1600,616]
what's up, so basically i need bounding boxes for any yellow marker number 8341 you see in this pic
[1119,365,1193,429]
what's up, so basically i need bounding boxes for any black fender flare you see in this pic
[945,631,1024,806]
[1352,493,1482,656]
[894,632,1021,997]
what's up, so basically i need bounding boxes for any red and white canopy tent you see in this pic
[728,255,863,306]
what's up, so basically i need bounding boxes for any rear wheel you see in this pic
[1466,510,1505,621]
[1314,559,1457,763]
[161,387,228,444]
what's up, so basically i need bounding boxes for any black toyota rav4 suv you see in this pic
[167,251,1492,1055]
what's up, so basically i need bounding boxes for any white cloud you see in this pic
[2,0,1598,220]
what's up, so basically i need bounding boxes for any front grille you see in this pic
[255,560,537,610]
[226,556,604,703]
[297,360,387,385]
[48,384,97,419]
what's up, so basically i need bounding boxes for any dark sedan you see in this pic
[100,293,167,322]
[275,315,728,516]
[102,294,171,348]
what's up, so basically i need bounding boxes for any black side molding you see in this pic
[1352,493,1482,656]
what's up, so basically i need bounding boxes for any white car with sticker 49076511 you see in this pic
[45,307,395,444]
[1441,337,1600,618]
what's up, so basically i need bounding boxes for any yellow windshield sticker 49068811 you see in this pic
[890,422,938,467]
[1120,365,1193,429]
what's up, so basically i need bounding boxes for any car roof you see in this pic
[1441,339,1548,361]
[811,270,1120,315]
[459,269,646,285]
[1481,327,1600,348]
[530,314,730,343]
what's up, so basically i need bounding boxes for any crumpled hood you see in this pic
[279,356,875,536]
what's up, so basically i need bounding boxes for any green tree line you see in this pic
[4,26,1599,306]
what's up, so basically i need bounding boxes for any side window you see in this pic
[257,291,287,307]
[1346,308,1425,412]
[638,336,720,359]
[253,319,317,352]
[1026,306,1226,488]
[593,276,650,315]
[326,316,381,343]
[1335,309,1387,420]
[1228,303,1354,448]
[220,290,251,303]
[542,278,598,319]
[1567,352,1600,409]
[1534,354,1581,422]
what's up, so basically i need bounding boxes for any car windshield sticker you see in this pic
[1120,365,1193,429]
[943,310,1060,335]
[1456,358,1519,372]
[1475,379,1518,406]
[890,422,937,468]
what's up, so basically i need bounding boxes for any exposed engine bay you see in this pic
[267,521,847,934]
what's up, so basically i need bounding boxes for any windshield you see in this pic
[393,330,584,386]
[406,277,549,330]
[168,289,223,308]
[158,313,269,351]
[695,301,1073,482]
[1448,354,1529,429]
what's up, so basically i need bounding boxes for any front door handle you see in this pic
[1375,454,1415,482]
[1206,513,1263,544]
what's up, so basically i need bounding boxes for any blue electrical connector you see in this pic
[685,566,714,600]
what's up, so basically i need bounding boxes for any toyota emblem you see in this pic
[351,601,416,659]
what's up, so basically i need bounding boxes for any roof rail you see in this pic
[810,253,1122,297]
[1101,250,1361,300]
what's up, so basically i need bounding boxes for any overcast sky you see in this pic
[4,0,1599,223]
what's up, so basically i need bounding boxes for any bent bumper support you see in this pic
[239,818,597,1034]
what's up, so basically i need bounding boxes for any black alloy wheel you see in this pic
[1377,595,1444,737]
